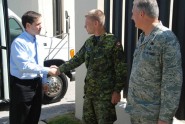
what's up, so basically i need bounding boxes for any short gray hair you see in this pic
[136,0,159,18]
[85,9,105,26]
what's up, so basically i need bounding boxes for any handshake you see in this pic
[48,65,61,76]
[43,65,61,92]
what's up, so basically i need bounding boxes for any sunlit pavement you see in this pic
[114,96,185,124]
[173,117,185,124]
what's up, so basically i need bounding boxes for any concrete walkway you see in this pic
[114,101,185,124]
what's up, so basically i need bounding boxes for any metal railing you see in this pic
[44,33,69,60]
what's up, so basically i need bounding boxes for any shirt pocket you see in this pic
[142,49,160,66]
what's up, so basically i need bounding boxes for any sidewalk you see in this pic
[173,117,185,124]
[114,98,185,124]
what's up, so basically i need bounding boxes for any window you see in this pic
[8,18,23,43]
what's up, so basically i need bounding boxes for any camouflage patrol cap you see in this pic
[85,9,105,26]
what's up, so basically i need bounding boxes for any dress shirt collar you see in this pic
[23,31,36,43]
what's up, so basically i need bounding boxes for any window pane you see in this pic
[9,18,23,43]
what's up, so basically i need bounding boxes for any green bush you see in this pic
[48,112,82,124]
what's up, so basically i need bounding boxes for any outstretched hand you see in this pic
[48,65,60,76]
[50,65,58,69]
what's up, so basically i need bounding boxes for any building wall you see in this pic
[7,0,39,17]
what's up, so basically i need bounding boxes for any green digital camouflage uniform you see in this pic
[125,23,183,124]
[59,33,127,124]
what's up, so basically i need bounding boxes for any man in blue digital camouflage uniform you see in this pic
[125,0,183,124]
[58,9,127,124]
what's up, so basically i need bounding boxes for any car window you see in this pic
[9,18,23,43]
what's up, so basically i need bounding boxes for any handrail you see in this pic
[44,33,69,60]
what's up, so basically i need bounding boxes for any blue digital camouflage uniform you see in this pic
[59,33,127,124]
[125,23,183,124]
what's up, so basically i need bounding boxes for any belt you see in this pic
[11,75,41,84]
[10,76,42,90]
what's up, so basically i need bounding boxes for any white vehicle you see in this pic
[0,2,75,104]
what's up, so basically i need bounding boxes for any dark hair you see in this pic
[21,11,41,28]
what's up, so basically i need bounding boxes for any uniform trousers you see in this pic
[9,75,43,124]
[82,96,116,124]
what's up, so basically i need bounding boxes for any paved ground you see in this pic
[173,117,185,124]
[0,80,75,124]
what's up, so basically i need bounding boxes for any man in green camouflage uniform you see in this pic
[58,9,127,124]
[125,0,183,124]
